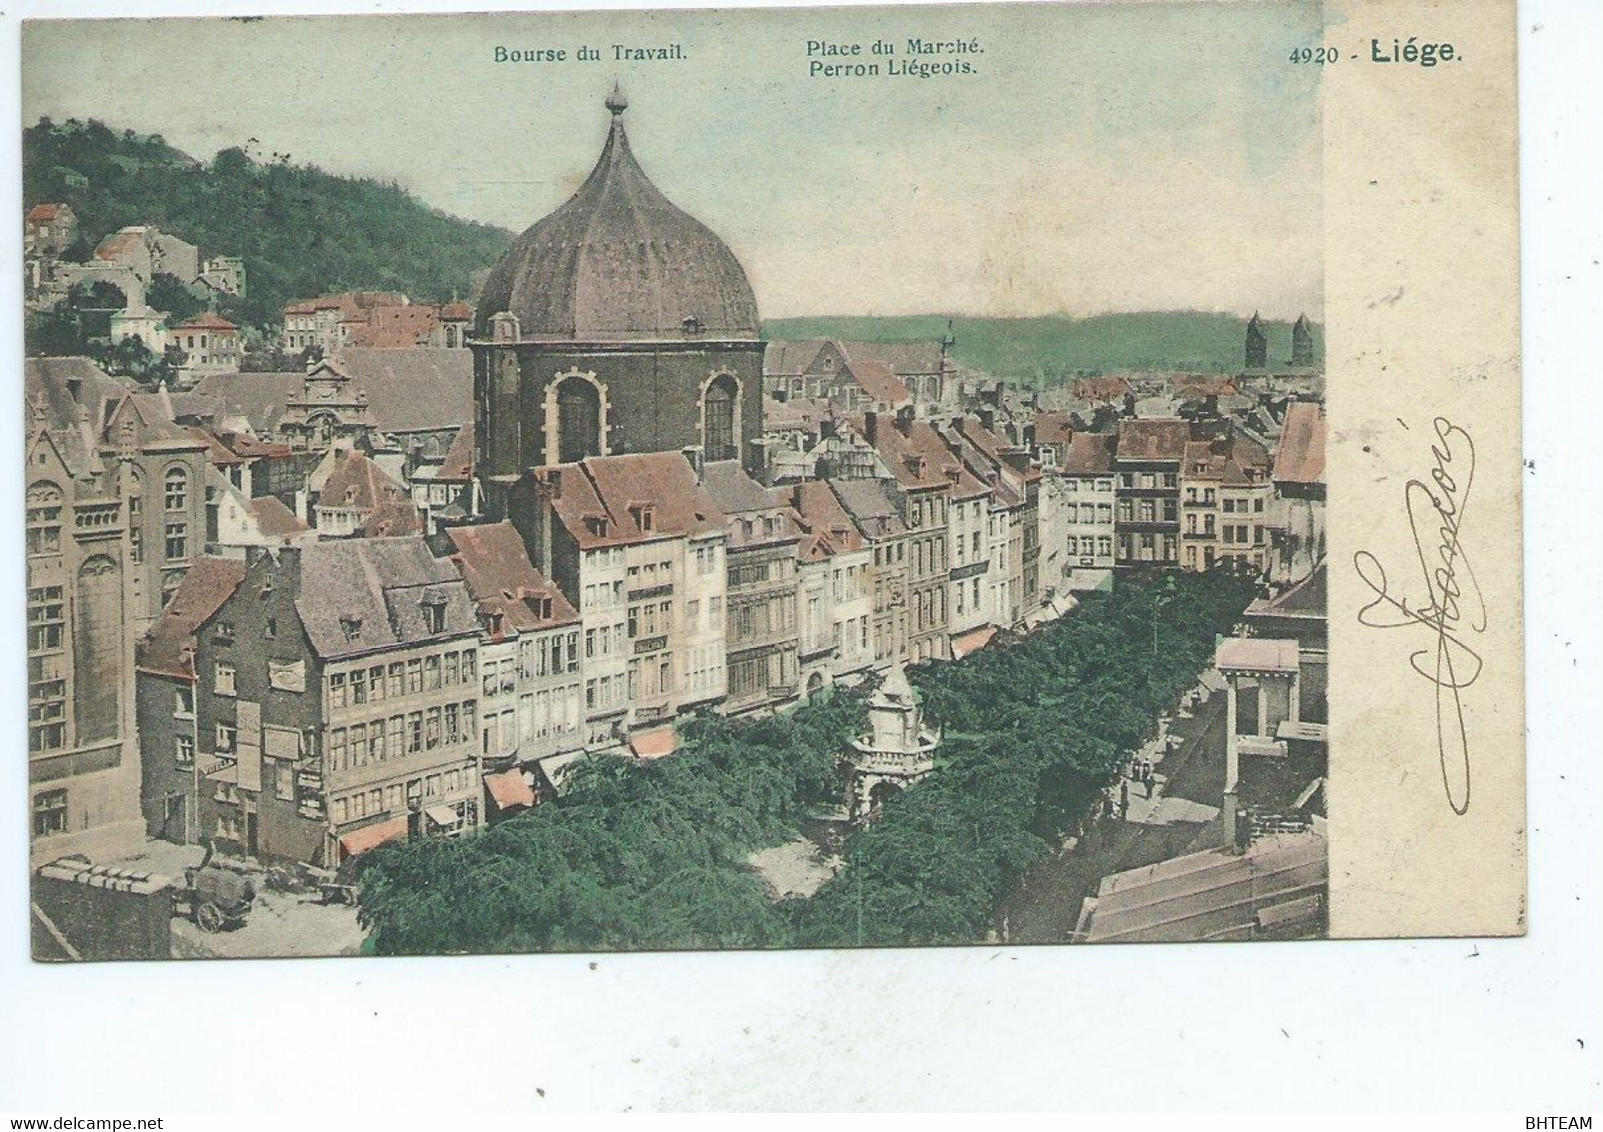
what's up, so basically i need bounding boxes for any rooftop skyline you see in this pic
[22,2,1324,321]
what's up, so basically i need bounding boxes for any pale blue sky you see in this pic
[23,2,1325,319]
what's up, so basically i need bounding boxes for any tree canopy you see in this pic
[23,118,512,335]
[355,570,1259,954]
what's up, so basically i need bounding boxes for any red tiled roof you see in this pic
[93,230,145,261]
[1174,374,1239,399]
[1074,376,1133,402]
[187,426,246,466]
[1034,412,1075,448]
[346,304,440,348]
[485,769,537,811]
[136,557,249,679]
[846,360,912,408]
[546,453,726,550]
[439,302,473,321]
[1063,432,1117,475]
[321,449,408,513]
[438,422,474,481]
[362,499,424,538]
[445,521,579,635]
[247,495,309,537]
[1272,402,1326,485]
[1117,419,1192,463]
[27,203,68,222]
[787,481,867,554]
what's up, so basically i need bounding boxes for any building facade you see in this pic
[193,539,485,866]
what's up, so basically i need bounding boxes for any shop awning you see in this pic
[337,815,409,860]
[424,804,460,830]
[628,726,677,760]
[485,768,536,811]
[951,625,998,658]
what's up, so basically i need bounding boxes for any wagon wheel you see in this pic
[196,902,226,933]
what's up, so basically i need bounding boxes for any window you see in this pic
[215,722,236,752]
[421,599,446,635]
[33,789,68,837]
[27,586,64,653]
[25,483,62,557]
[555,376,602,463]
[28,673,66,753]
[176,734,195,767]
[164,467,189,513]
[388,663,404,698]
[215,661,237,697]
[425,655,441,691]
[164,522,188,562]
[275,760,294,802]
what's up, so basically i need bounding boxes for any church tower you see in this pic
[1244,311,1268,369]
[472,88,766,518]
[1291,313,1314,367]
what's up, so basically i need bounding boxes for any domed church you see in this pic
[473,87,766,517]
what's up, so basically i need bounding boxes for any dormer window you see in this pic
[421,597,447,634]
[584,515,609,538]
[629,502,655,532]
[681,316,703,336]
[339,615,363,642]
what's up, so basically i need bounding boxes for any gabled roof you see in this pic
[27,202,72,222]
[295,537,479,660]
[361,498,425,538]
[1116,419,1192,463]
[319,449,409,513]
[829,477,908,540]
[845,360,912,408]
[332,347,472,433]
[786,480,867,553]
[700,459,776,516]
[1063,432,1117,475]
[137,557,249,678]
[1034,412,1075,448]
[545,452,726,550]
[246,495,309,537]
[1272,401,1326,485]
[437,422,475,481]
[445,521,579,636]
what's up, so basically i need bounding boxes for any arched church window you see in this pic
[163,467,188,513]
[703,374,739,462]
[556,377,602,464]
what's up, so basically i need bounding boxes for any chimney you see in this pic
[864,411,880,447]
[978,407,996,433]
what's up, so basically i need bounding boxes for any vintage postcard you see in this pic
[18,0,1523,961]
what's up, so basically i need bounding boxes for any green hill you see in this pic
[762,312,1323,385]
[23,117,513,334]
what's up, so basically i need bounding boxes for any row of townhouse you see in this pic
[1031,406,1326,591]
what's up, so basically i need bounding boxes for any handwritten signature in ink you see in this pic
[1353,417,1487,815]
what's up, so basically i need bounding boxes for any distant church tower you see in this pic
[1291,313,1314,367]
[471,87,766,518]
[1244,311,1268,369]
